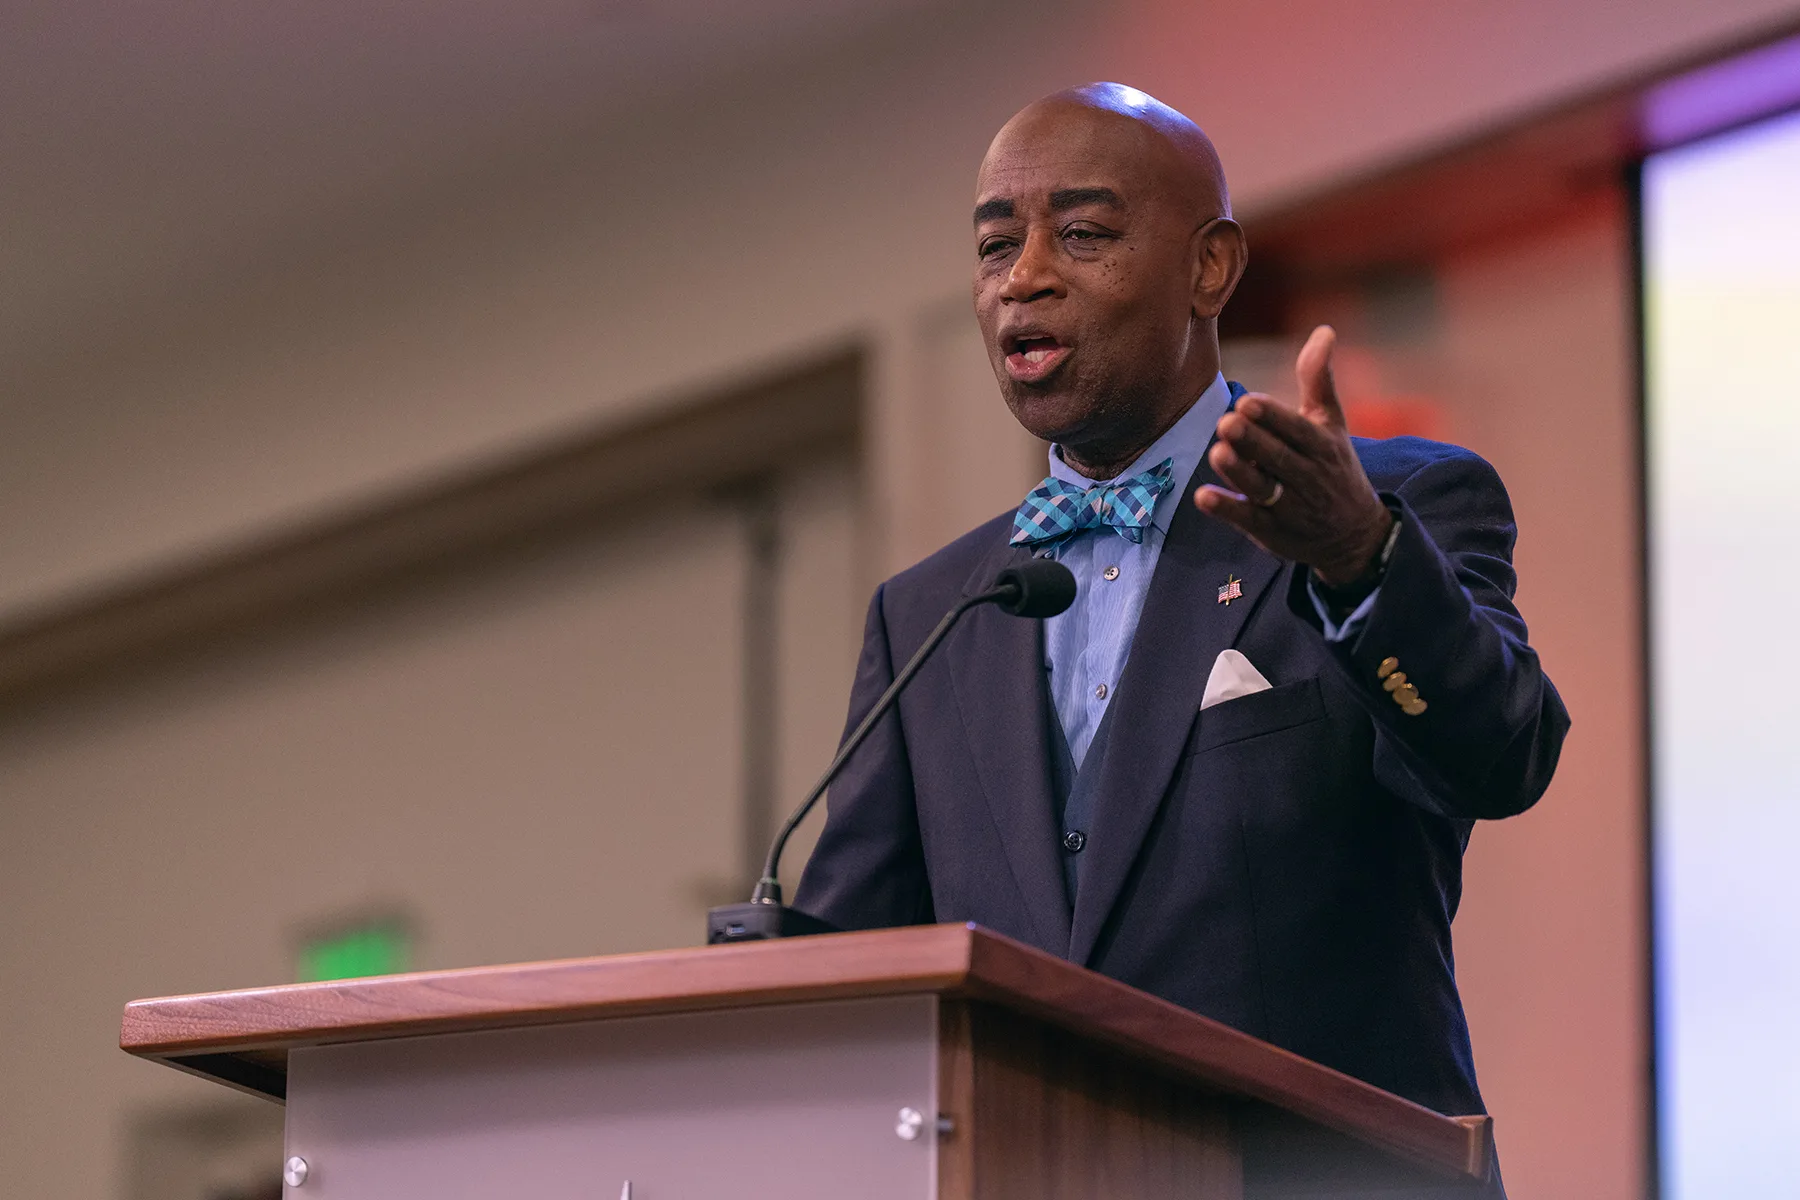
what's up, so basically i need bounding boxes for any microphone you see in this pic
[707,558,1077,943]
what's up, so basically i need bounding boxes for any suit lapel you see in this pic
[1066,452,1285,966]
[946,540,1074,953]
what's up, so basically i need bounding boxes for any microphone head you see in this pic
[992,559,1077,618]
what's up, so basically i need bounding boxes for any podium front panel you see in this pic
[284,995,940,1198]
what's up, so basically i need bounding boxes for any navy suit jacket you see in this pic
[795,433,1569,1121]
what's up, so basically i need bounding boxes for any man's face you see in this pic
[972,105,1203,452]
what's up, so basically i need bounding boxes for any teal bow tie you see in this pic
[1010,458,1176,547]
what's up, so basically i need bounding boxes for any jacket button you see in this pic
[1062,830,1087,853]
[1377,656,1399,679]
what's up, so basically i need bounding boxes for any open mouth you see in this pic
[1003,334,1072,382]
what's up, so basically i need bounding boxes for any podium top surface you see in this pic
[122,923,1490,1180]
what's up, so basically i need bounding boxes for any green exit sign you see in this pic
[297,917,412,983]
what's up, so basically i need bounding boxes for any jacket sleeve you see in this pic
[1286,448,1570,820]
[793,582,936,929]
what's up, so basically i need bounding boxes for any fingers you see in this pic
[1193,484,1276,543]
[1224,402,1310,478]
[1208,436,1280,503]
[1296,325,1346,430]
[1219,397,1326,470]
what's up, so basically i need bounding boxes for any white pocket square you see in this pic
[1201,648,1272,710]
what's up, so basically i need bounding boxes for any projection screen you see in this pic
[1644,106,1800,1197]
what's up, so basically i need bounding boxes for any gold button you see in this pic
[1103,565,1120,581]
[1402,698,1428,716]
[1394,684,1418,704]
[1377,656,1399,679]
[1382,672,1407,693]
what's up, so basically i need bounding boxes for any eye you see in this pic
[978,236,1018,261]
[1062,224,1113,248]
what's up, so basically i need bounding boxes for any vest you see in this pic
[1047,692,1122,905]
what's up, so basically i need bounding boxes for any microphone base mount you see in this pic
[706,901,839,944]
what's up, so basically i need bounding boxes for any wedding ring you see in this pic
[1257,480,1284,508]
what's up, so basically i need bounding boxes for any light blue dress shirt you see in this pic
[1037,374,1376,769]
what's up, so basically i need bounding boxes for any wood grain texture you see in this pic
[957,931,1493,1183]
[940,998,1241,1200]
[937,998,978,1200]
[122,924,974,1055]
[122,923,1490,1182]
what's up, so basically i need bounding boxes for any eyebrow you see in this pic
[973,198,1014,225]
[973,187,1125,227]
[1048,186,1123,212]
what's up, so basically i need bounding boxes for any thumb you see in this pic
[1296,325,1345,429]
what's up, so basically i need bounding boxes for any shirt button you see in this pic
[1062,830,1087,853]
[1095,683,1108,699]
[1103,565,1120,581]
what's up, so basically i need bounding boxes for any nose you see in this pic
[1000,228,1065,305]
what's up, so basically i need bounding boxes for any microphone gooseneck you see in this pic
[746,558,1076,908]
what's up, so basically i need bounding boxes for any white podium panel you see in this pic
[284,995,939,1199]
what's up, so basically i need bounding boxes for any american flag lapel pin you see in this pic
[1218,574,1243,605]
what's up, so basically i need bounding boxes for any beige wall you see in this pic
[6,2,1797,1196]
[0,457,863,1199]
[1432,202,1646,1200]
[3,0,1793,614]
[1235,195,1644,1197]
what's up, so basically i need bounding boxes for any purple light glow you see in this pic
[1642,33,1800,150]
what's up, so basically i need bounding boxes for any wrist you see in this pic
[1317,503,1396,626]
[1312,505,1397,589]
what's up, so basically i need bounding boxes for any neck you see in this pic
[1060,437,1165,482]
[1060,382,1213,481]
[1057,333,1222,478]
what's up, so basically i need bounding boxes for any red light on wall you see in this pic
[1342,396,1447,441]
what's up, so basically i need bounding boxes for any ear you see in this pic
[1190,218,1247,320]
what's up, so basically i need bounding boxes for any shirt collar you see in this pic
[1045,373,1231,537]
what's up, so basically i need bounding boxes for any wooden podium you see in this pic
[121,924,1493,1198]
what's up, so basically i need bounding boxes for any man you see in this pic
[795,83,1567,1175]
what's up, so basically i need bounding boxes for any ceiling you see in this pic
[0,0,941,369]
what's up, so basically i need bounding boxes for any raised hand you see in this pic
[1194,325,1394,586]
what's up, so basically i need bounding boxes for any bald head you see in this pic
[1010,83,1230,217]
[972,84,1246,478]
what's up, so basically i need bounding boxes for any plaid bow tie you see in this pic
[1010,458,1176,547]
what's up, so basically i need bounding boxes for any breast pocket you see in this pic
[1182,675,1327,758]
